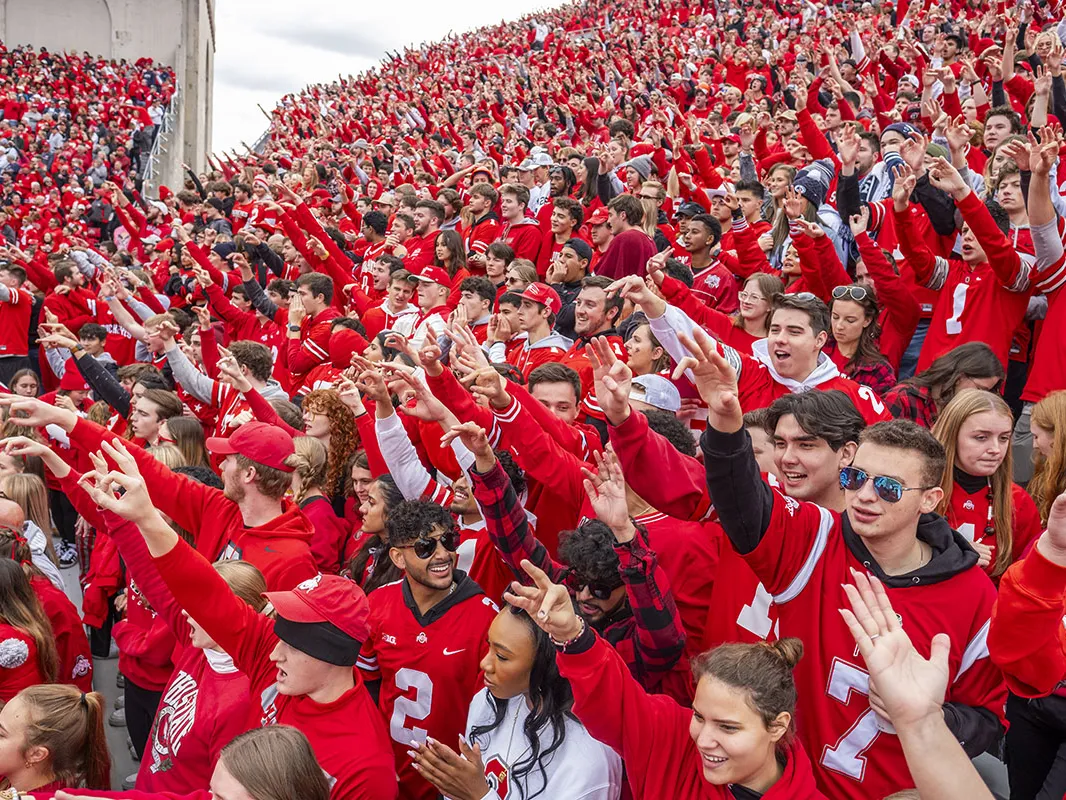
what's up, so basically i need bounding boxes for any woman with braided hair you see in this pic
[290,436,350,573]
[300,389,360,515]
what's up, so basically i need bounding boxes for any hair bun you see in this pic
[765,637,803,669]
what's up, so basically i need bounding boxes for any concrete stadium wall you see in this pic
[0,0,214,182]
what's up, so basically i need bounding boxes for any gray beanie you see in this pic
[623,155,653,180]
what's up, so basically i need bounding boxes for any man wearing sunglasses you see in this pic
[358,499,498,800]
[686,328,1006,800]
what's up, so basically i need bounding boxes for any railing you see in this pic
[250,125,271,155]
[141,86,180,191]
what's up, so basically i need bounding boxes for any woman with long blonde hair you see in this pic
[932,389,1042,578]
[1028,390,1066,524]
[0,472,59,571]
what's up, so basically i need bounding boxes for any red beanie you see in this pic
[329,328,368,369]
[158,185,173,201]
[59,360,90,392]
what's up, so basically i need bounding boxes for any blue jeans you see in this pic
[897,319,930,381]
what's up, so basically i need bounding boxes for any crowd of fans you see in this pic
[2,0,1066,798]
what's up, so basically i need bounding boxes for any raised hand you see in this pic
[503,559,584,643]
[674,327,742,433]
[849,206,872,238]
[439,420,493,462]
[587,336,633,426]
[0,395,76,431]
[927,156,970,199]
[840,569,950,729]
[581,449,634,540]
[466,367,510,409]
[217,354,252,393]
[836,123,859,168]
[891,164,916,210]
[899,131,928,173]
[782,186,806,220]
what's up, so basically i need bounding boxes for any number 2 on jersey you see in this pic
[390,668,434,745]
[821,658,889,781]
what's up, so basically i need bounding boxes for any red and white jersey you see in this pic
[690,261,740,314]
[358,574,498,800]
[744,493,1006,799]
[946,481,1043,579]
[0,287,33,357]
[211,383,253,439]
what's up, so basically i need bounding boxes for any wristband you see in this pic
[288,324,301,332]
[550,617,587,651]
[71,344,84,354]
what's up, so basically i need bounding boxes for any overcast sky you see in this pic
[211,0,562,152]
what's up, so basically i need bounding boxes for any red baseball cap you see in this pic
[520,282,562,315]
[59,360,89,392]
[414,266,452,286]
[588,207,610,226]
[265,573,371,643]
[206,421,295,472]
[154,238,174,251]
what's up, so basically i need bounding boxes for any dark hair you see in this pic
[174,464,224,490]
[831,285,888,369]
[433,230,466,277]
[165,416,210,469]
[362,210,388,236]
[485,242,514,267]
[552,197,584,227]
[558,520,621,589]
[227,340,274,382]
[352,475,405,593]
[267,279,294,299]
[764,390,866,451]
[984,104,1023,134]
[770,292,831,337]
[693,639,802,746]
[0,559,58,683]
[734,179,766,200]
[528,363,581,405]
[498,291,523,309]
[688,213,723,248]
[643,409,697,456]
[470,183,499,206]
[495,449,527,497]
[270,400,305,431]
[578,157,601,207]
[459,276,497,307]
[663,258,694,287]
[984,199,1010,236]
[609,119,635,140]
[416,199,445,225]
[860,419,947,487]
[138,388,183,421]
[385,499,457,548]
[469,605,577,800]
[858,131,881,153]
[608,194,644,226]
[296,272,334,304]
[903,342,1005,408]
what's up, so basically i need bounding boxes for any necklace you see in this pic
[983,478,995,539]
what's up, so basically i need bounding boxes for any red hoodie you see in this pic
[30,576,93,692]
[67,417,318,591]
[152,538,398,800]
[558,631,827,799]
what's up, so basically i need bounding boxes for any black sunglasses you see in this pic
[563,570,621,600]
[839,466,934,504]
[400,529,461,560]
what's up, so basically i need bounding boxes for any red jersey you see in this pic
[946,480,1043,579]
[402,233,436,274]
[464,213,501,265]
[154,540,399,800]
[31,576,92,692]
[499,217,542,262]
[895,193,1035,371]
[701,544,780,649]
[230,200,256,233]
[730,484,1006,799]
[358,575,498,800]
[689,261,740,314]
[0,287,33,357]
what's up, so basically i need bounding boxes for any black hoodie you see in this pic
[700,424,1002,757]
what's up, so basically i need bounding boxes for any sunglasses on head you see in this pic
[832,285,869,302]
[401,529,461,560]
[563,570,621,600]
[839,466,933,504]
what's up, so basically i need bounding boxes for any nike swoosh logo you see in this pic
[442,648,465,656]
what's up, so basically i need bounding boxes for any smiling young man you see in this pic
[685,330,1006,800]
[492,281,571,379]
[646,289,891,424]
[357,500,497,800]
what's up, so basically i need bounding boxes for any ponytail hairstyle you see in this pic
[932,389,1016,576]
[469,605,577,800]
[350,475,405,593]
[1029,390,1066,524]
[692,637,803,747]
[288,437,328,505]
[218,726,330,800]
[0,559,58,683]
[0,524,43,581]
[19,684,111,789]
